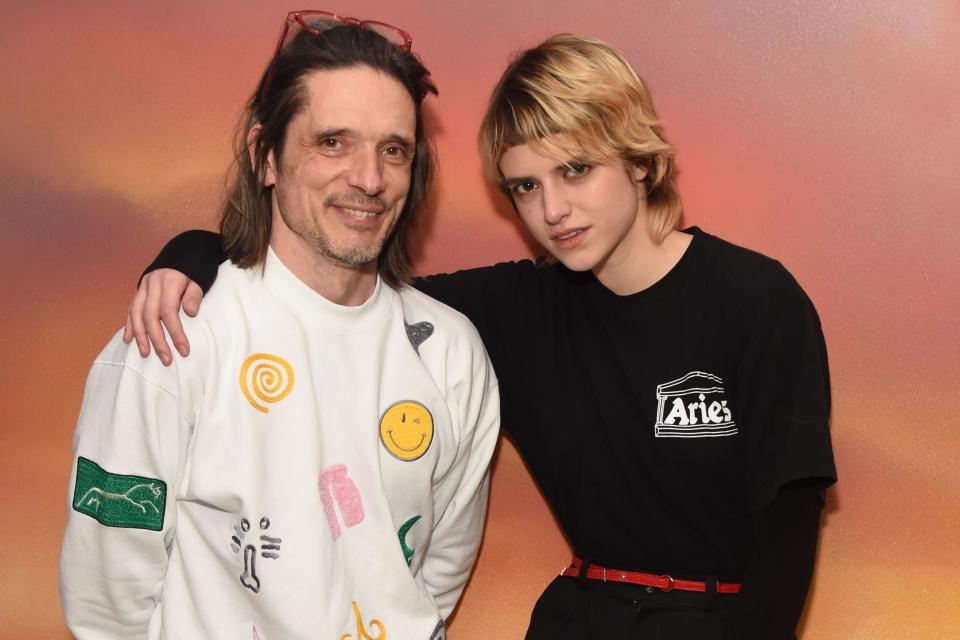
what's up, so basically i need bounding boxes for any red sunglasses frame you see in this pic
[259,10,413,102]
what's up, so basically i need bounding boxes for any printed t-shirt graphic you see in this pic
[655,371,737,438]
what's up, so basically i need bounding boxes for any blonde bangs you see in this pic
[479,35,683,243]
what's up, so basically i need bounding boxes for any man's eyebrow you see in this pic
[311,128,350,143]
[309,129,415,149]
[383,133,415,149]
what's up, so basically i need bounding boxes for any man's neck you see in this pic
[269,231,378,307]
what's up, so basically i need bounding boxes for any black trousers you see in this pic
[525,575,737,640]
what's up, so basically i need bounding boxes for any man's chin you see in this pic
[319,244,383,270]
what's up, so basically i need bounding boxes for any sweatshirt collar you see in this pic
[260,246,393,332]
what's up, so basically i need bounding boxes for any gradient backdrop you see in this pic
[2,1,958,637]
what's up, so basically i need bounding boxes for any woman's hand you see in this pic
[122,269,204,366]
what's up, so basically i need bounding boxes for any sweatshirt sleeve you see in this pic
[141,229,226,294]
[60,333,195,638]
[419,337,501,619]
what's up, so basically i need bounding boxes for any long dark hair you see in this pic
[221,25,437,287]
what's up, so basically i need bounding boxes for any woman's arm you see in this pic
[723,480,827,640]
[725,262,836,638]
[124,230,225,364]
[127,229,540,369]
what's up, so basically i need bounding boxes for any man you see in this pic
[60,13,499,639]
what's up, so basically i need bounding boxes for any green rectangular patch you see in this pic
[72,457,167,531]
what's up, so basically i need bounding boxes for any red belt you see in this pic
[559,557,741,594]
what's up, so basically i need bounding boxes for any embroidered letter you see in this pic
[319,465,365,541]
[340,601,387,640]
[398,515,422,566]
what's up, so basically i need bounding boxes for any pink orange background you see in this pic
[2,1,959,637]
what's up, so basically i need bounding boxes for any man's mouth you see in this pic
[328,195,387,221]
[338,206,380,219]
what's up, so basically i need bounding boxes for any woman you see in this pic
[125,35,835,639]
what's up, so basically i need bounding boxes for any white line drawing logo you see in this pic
[655,371,738,438]
[230,516,282,593]
[79,483,162,514]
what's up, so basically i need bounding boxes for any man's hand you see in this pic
[122,269,203,366]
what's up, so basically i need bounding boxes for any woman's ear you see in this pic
[631,162,649,182]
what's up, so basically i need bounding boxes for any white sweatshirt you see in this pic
[60,248,500,639]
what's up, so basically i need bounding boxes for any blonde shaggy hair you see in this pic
[479,34,682,243]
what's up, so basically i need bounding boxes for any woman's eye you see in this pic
[511,181,537,195]
[565,163,591,178]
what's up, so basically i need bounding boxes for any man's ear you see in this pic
[247,124,277,187]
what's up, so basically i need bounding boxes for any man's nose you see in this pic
[347,147,384,195]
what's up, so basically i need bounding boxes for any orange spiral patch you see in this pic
[239,353,295,413]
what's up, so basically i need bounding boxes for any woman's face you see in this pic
[499,136,648,276]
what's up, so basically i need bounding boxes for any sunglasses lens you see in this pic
[362,22,410,49]
[288,14,410,52]
[300,15,340,32]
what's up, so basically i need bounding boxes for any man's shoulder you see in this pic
[89,330,192,397]
[191,261,275,326]
[395,285,494,379]
[201,260,257,304]
[396,285,484,343]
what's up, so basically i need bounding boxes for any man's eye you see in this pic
[382,145,411,161]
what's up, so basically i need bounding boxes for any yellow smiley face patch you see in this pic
[379,401,434,461]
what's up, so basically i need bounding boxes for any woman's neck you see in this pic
[594,228,693,296]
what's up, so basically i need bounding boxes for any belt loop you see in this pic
[704,574,718,611]
[577,557,592,580]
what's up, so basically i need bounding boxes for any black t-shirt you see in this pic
[415,228,836,578]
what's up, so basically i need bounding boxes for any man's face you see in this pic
[265,65,417,270]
